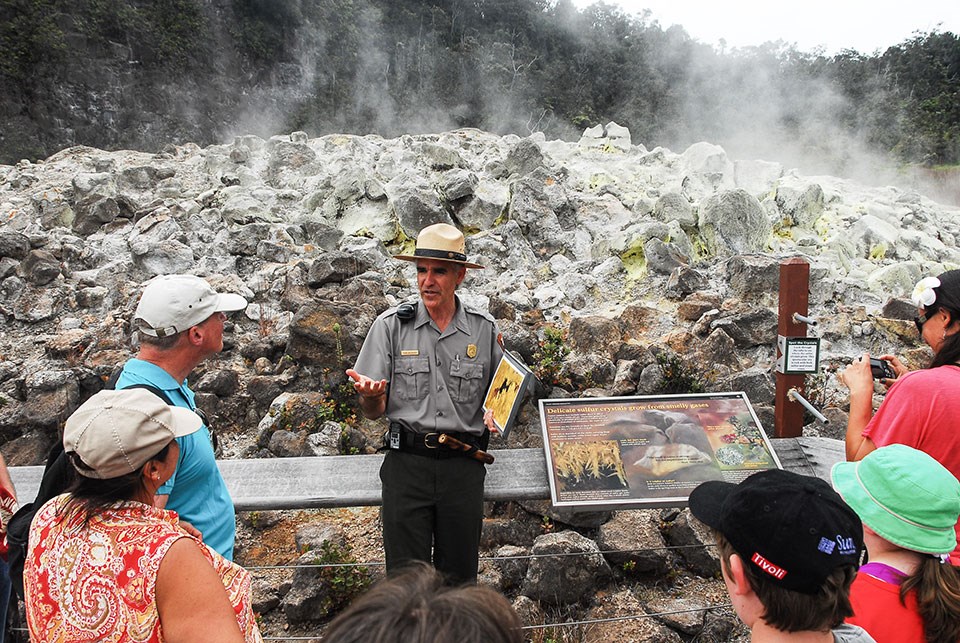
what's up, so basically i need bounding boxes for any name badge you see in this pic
[400,350,419,356]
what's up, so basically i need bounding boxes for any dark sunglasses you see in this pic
[914,312,931,334]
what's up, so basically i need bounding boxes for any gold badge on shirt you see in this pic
[466,344,477,358]
[401,349,419,356]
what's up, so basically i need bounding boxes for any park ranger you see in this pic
[347,223,502,584]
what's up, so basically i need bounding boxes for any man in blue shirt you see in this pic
[116,274,247,560]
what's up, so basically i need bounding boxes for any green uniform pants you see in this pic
[379,450,486,585]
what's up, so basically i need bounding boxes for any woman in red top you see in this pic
[841,270,960,560]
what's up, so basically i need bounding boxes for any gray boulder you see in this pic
[521,530,613,606]
[652,192,696,229]
[305,421,342,457]
[663,509,720,578]
[775,180,825,228]
[505,137,544,176]
[698,189,771,256]
[0,230,30,259]
[645,238,688,275]
[567,315,622,359]
[596,510,672,575]
[725,254,780,298]
[307,251,372,287]
[386,173,450,237]
[71,172,120,235]
[20,249,61,285]
[584,590,684,643]
[130,238,195,276]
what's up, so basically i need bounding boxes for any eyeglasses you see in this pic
[915,313,930,334]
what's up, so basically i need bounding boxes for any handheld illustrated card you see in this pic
[483,351,533,440]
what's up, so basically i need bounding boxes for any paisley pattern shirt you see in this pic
[24,494,261,642]
[0,483,17,558]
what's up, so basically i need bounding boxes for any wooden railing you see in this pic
[8,437,844,509]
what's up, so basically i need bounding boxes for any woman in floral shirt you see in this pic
[24,389,261,643]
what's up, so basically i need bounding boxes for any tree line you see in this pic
[0,0,957,169]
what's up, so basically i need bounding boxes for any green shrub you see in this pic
[535,326,570,388]
[308,541,371,618]
[654,353,709,394]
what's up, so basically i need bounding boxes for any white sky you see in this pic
[572,1,960,55]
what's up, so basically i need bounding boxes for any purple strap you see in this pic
[860,562,906,585]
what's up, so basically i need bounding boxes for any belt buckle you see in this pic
[423,433,440,449]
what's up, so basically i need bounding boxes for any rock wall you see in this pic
[1,124,957,463]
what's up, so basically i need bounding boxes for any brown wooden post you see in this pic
[775,258,810,438]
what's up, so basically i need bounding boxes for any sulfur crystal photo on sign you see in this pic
[539,392,782,509]
[482,351,533,440]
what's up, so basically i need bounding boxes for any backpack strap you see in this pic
[7,382,189,603]
[117,383,218,455]
[120,383,174,406]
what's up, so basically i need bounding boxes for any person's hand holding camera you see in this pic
[838,352,873,390]
[875,353,908,384]
[839,351,905,392]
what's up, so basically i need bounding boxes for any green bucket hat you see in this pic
[831,444,960,555]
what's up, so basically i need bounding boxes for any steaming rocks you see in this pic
[5,124,960,639]
[2,125,959,452]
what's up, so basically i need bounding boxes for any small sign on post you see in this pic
[776,336,821,375]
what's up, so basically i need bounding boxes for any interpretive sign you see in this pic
[483,351,533,440]
[539,392,781,509]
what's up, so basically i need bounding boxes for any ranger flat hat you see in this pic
[394,223,484,269]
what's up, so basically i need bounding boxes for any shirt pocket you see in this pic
[450,362,484,403]
[394,357,430,400]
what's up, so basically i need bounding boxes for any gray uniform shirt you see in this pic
[353,297,503,436]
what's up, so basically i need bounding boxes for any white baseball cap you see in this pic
[64,388,204,479]
[134,274,248,338]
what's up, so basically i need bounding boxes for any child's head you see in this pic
[832,444,960,556]
[689,469,864,631]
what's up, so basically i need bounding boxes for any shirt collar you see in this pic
[124,358,186,388]
[414,296,469,334]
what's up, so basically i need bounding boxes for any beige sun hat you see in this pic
[64,388,204,479]
[394,223,484,269]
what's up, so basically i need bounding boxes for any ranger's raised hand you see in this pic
[345,368,388,419]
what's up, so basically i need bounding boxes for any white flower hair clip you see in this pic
[911,276,941,307]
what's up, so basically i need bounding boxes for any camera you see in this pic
[870,357,895,380]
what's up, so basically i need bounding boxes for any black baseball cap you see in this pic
[688,469,863,594]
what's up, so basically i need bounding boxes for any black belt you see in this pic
[389,423,480,459]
